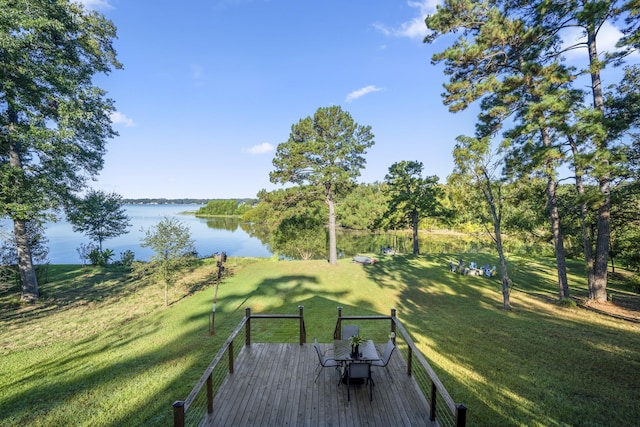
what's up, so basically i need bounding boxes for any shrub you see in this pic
[119,250,135,266]
[88,248,114,266]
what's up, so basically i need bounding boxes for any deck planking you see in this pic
[200,342,436,427]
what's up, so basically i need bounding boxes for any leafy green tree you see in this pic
[270,105,375,265]
[0,219,49,266]
[502,177,556,251]
[195,199,254,216]
[425,0,624,300]
[272,215,326,260]
[619,0,640,50]
[0,0,121,301]
[338,182,389,230]
[510,0,637,302]
[241,198,273,226]
[441,175,483,232]
[76,242,95,267]
[247,188,326,227]
[243,187,327,259]
[88,247,114,267]
[383,161,442,255]
[610,182,640,271]
[67,190,131,252]
[0,219,49,292]
[452,136,513,309]
[605,65,640,270]
[138,216,195,306]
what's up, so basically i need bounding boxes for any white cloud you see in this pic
[110,111,135,127]
[74,0,112,10]
[374,0,439,40]
[345,86,383,103]
[247,142,274,154]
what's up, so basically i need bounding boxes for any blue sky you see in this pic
[80,0,636,200]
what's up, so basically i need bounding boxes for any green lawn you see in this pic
[1,254,638,426]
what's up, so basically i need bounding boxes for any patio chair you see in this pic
[347,361,373,401]
[371,339,395,369]
[342,324,359,340]
[314,338,340,383]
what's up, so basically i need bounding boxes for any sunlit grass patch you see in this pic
[0,253,638,425]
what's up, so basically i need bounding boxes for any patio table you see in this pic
[333,339,381,385]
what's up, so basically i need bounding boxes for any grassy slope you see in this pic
[0,254,639,426]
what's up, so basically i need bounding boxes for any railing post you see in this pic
[430,381,437,421]
[172,401,185,427]
[390,308,396,344]
[455,404,467,426]
[407,346,413,376]
[336,306,343,339]
[206,374,213,414]
[229,340,234,373]
[245,307,251,346]
[298,305,305,345]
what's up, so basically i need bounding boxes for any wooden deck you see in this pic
[200,342,436,427]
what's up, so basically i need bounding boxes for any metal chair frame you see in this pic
[341,324,359,340]
[346,361,373,401]
[313,338,340,383]
[371,339,395,368]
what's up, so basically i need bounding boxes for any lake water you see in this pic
[1,205,501,265]
[1,204,272,264]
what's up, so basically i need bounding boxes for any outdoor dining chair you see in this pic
[341,324,359,340]
[347,361,373,401]
[313,338,340,383]
[371,339,395,369]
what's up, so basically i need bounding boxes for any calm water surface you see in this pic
[2,205,499,265]
[4,204,272,264]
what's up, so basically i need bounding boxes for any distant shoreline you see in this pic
[123,198,257,206]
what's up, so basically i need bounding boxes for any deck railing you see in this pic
[173,306,466,427]
[336,307,467,427]
[172,306,306,427]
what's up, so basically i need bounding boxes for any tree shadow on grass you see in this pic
[0,265,137,323]
[357,252,640,426]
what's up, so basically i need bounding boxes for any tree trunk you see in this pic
[495,229,511,311]
[592,196,611,302]
[587,27,610,302]
[547,175,570,300]
[14,219,39,302]
[327,195,338,265]
[610,252,615,274]
[541,127,569,300]
[7,108,40,302]
[569,136,596,301]
[411,209,420,255]
[164,280,169,307]
[482,168,510,310]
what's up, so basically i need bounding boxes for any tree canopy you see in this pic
[383,161,442,255]
[270,105,375,265]
[139,216,195,306]
[0,0,121,301]
[67,190,131,251]
[195,199,254,216]
[425,0,640,301]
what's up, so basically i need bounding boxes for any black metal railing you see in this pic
[335,307,467,427]
[173,306,465,427]
[172,306,306,427]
